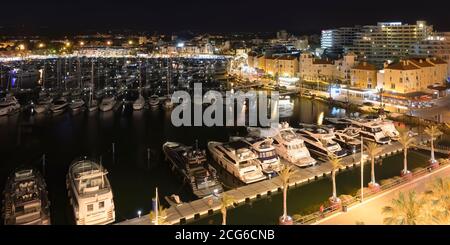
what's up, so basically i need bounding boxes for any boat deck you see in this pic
[117,135,430,225]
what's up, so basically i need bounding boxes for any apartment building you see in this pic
[350,21,433,67]
[412,32,450,76]
[351,62,378,89]
[380,57,447,94]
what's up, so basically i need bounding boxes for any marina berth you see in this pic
[208,140,267,184]
[163,142,224,198]
[2,168,51,225]
[66,158,115,225]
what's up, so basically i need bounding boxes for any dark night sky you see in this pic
[1,0,450,35]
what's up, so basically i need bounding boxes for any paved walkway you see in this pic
[315,163,450,225]
[118,135,428,225]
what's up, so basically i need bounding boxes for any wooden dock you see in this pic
[117,135,430,225]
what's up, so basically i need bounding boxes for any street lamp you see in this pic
[137,210,142,218]
[79,41,85,46]
[38,43,45,48]
[106,41,112,46]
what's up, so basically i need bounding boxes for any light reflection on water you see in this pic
[0,95,348,224]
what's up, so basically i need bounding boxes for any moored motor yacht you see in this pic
[233,137,282,175]
[345,118,391,144]
[163,142,224,198]
[295,126,348,159]
[2,167,51,225]
[66,158,115,225]
[208,140,266,184]
[248,122,316,167]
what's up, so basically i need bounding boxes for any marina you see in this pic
[118,134,430,225]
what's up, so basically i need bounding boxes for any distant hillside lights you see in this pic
[170,83,280,127]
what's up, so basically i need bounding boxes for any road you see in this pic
[315,163,450,225]
[411,95,450,123]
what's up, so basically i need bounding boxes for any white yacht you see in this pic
[333,130,362,153]
[362,115,400,140]
[0,95,20,116]
[66,158,115,225]
[241,137,282,175]
[99,96,116,112]
[295,126,348,159]
[132,94,145,110]
[345,118,391,144]
[208,140,266,184]
[248,122,316,167]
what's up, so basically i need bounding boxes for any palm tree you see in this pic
[424,125,442,164]
[277,164,297,223]
[397,129,416,175]
[365,142,381,188]
[328,154,343,203]
[425,177,450,224]
[382,191,425,225]
[220,194,235,225]
[149,206,167,225]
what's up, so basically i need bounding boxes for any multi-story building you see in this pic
[321,27,360,57]
[351,62,378,89]
[334,52,357,82]
[247,53,299,77]
[350,21,433,67]
[412,32,450,76]
[299,52,335,82]
[380,57,447,94]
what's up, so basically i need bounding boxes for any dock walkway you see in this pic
[117,135,429,225]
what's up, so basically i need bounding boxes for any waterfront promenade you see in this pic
[118,135,429,225]
[315,161,450,225]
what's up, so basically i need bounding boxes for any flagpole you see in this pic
[155,187,159,225]
[360,135,364,202]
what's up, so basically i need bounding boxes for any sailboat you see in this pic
[87,61,98,112]
[133,62,145,111]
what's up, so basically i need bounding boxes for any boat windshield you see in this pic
[259,150,276,159]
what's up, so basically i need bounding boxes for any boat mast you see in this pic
[167,58,171,98]
[90,60,94,106]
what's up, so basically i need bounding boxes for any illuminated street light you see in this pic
[38,43,45,48]
[106,41,112,46]
[79,41,85,46]
[65,42,71,47]
[137,210,142,218]
[18,44,26,50]
[128,40,133,45]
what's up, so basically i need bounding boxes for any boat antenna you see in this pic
[195,139,199,150]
